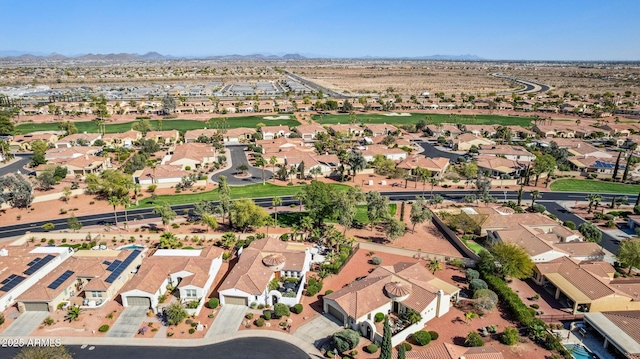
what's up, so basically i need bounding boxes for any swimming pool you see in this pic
[118,244,145,250]
[565,344,598,359]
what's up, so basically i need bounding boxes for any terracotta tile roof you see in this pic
[145,130,179,140]
[218,237,308,295]
[476,155,523,173]
[102,130,142,141]
[366,123,397,134]
[535,257,616,300]
[184,129,217,140]
[296,124,326,135]
[170,142,216,162]
[405,342,504,359]
[139,165,188,180]
[224,127,255,137]
[397,156,450,172]
[359,145,406,158]
[478,145,534,159]
[45,146,102,160]
[477,209,558,231]
[554,242,604,258]
[57,133,101,144]
[601,311,640,346]
[260,125,290,135]
[494,227,556,257]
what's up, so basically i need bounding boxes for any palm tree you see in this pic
[269,156,278,182]
[309,166,322,181]
[288,166,297,184]
[300,216,314,241]
[429,177,440,196]
[255,157,266,185]
[586,193,602,214]
[530,190,541,207]
[120,197,130,229]
[272,196,283,225]
[427,259,442,274]
[108,196,120,226]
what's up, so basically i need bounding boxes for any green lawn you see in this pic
[550,179,640,194]
[313,113,534,127]
[465,240,485,254]
[134,183,351,208]
[16,116,300,134]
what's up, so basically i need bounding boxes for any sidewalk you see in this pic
[0,330,322,356]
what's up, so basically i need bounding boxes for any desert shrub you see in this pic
[473,289,499,311]
[465,331,484,347]
[208,297,219,309]
[374,312,385,322]
[428,331,439,341]
[563,221,576,230]
[469,279,488,293]
[531,204,546,213]
[413,330,431,346]
[245,313,254,320]
[306,278,323,296]
[365,343,379,353]
[274,303,290,318]
[263,311,272,320]
[292,304,303,314]
[43,317,54,326]
[465,268,480,281]
[325,290,334,295]
[98,324,109,332]
[371,256,382,265]
[449,258,466,268]
[332,329,360,353]
[188,328,195,334]
[399,342,412,351]
[530,303,540,309]
[500,326,520,345]
[255,318,265,327]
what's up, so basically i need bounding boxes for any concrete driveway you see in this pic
[211,145,272,186]
[105,306,148,338]
[293,314,342,349]
[206,304,247,338]
[0,311,49,337]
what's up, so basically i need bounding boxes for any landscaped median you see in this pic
[550,179,640,194]
[133,183,352,208]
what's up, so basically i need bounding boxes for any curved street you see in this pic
[490,73,551,94]
[210,144,272,186]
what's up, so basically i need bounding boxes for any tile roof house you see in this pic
[405,343,504,359]
[136,165,189,185]
[260,125,291,140]
[145,130,180,145]
[478,145,536,162]
[568,156,626,175]
[222,127,256,144]
[55,133,102,148]
[9,133,59,151]
[365,124,398,137]
[0,246,71,312]
[43,154,110,178]
[449,133,495,151]
[323,262,459,347]
[534,256,640,314]
[184,129,218,143]
[359,145,407,162]
[475,155,527,179]
[584,311,640,359]
[397,156,450,178]
[463,124,497,138]
[295,124,327,141]
[165,143,217,170]
[533,125,576,138]
[218,237,311,307]
[120,246,223,315]
[17,249,141,312]
[102,130,142,148]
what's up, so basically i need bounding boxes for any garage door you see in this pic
[327,305,345,324]
[223,296,247,306]
[126,296,151,308]
[24,302,49,312]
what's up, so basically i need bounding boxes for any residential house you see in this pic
[584,311,640,359]
[359,145,407,162]
[450,133,495,151]
[184,129,217,143]
[102,130,142,148]
[218,237,311,307]
[478,145,536,162]
[0,246,71,312]
[259,138,304,157]
[533,256,640,314]
[261,125,291,140]
[533,125,576,138]
[568,156,625,175]
[165,143,217,170]
[295,124,327,141]
[145,130,180,145]
[509,126,535,139]
[136,165,189,185]
[366,124,398,137]
[396,156,450,178]
[55,133,102,148]
[328,124,365,137]
[464,125,497,138]
[223,127,256,144]
[17,249,142,312]
[120,246,223,315]
[9,133,59,152]
[475,155,526,178]
[43,155,110,178]
[469,207,560,236]
[324,262,459,346]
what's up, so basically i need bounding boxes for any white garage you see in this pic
[124,296,152,308]
[222,295,247,306]
[23,302,50,312]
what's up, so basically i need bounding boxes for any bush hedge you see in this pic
[306,278,323,297]
[263,311,272,320]
[208,297,219,309]
[428,331,439,341]
[98,324,109,332]
[255,318,265,327]
[413,330,431,346]
[374,312,385,322]
[365,344,379,353]
[469,278,488,293]
[292,304,303,314]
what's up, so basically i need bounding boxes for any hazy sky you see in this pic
[1,0,638,60]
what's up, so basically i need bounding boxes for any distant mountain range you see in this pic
[0,51,485,61]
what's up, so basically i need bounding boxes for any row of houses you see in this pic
[0,236,314,317]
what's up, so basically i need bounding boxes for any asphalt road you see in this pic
[5,190,636,254]
[490,73,550,94]
[0,337,311,359]
[415,141,462,162]
[0,154,32,177]
[284,70,346,99]
[211,145,272,186]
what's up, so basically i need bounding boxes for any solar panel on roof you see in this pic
[1,274,17,285]
[47,270,75,290]
[23,254,55,275]
[103,261,111,266]
[106,260,122,272]
[27,257,42,267]
[0,275,25,292]
[105,250,141,283]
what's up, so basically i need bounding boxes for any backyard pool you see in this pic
[565,344,598,359]
[118,244,145,250]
